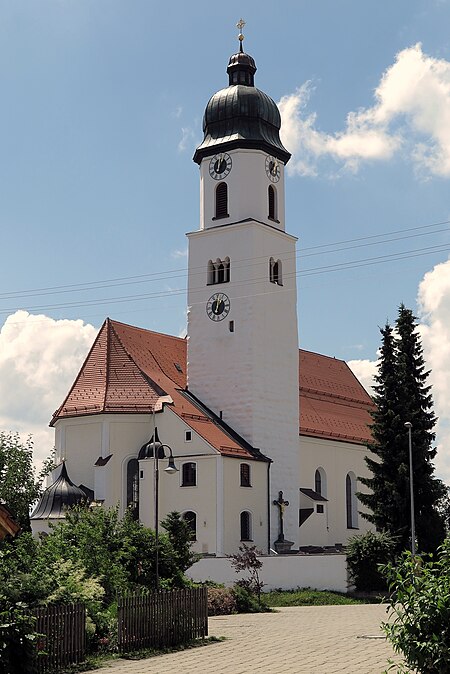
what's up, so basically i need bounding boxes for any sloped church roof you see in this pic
[52,319,374,448]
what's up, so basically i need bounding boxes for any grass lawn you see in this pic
[263,588,366,607]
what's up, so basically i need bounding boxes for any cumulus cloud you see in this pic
[347,358,378,395]
[279,44,450,178]
[348,257,450,483]
[0,311,97,470]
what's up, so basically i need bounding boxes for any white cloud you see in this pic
[0,311,97,470]
[279,44,450,178]
[347,358,378,395]
[178,126,195,153]
[348,257,450,483]
[171,247,188,259]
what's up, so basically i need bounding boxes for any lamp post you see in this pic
[147,427,178,589]
[404,421,416,557]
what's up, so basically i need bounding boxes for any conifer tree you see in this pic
[359,304,446,553]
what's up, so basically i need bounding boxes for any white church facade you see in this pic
[32,37,374,556]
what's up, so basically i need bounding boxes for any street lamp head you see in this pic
[164,458,178,474]
[404,421,412,429]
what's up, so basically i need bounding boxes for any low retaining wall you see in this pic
[187,554,348,592]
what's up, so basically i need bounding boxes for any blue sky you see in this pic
[1,1,450,478]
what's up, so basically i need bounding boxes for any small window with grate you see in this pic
[215,182,228,219]
[240,511,252,541]
[240,463,251,487]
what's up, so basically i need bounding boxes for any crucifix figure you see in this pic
[273,490,289,541]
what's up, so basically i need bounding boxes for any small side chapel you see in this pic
[32,31,375,555]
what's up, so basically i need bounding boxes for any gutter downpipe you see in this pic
[267,460,272,554]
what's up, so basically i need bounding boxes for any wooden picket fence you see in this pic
[117,587,208,652]
[34,603,86,673]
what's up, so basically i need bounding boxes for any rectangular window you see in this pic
[316,504,324,513]
[240,463,251,487]
[185,431,192,442]
[182,462,197,487]
[229,320,234,333]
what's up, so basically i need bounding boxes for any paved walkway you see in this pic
[88,604,402,674]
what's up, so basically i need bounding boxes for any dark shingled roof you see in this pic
[193,49,290,164]
[30,462,91,520]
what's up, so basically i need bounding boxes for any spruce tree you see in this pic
[359,305,446,553]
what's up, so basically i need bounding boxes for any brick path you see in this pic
[87,604,402,674]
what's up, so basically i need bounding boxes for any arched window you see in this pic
[346,472,358,529]
[315,467,327,497]
[315,469,322,496]
[269,258,283,286]
[240,511,252,541]
[240,463,251,487]
[126,458,139,519]
[207,260,215,285]
[215,182,228,219]
[182,462,197,487]
[207,257,230,285]
[268,185,276,220]
[182,511,197,540]
[224,257,230,283]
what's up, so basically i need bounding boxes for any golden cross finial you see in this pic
[236,18,246,51]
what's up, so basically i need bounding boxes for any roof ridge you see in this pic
[110,319,185,390]
[109,318,185,344]
[51,319,108,425]
[299,347,345,362]
[108,320,169,398]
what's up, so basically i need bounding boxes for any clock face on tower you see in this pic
[209,153,232,180]
[265,155,280,182]
[206,292,231,321]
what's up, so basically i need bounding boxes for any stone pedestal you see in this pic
[274,536,294,554]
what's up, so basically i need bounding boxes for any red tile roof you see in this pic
[52,319,374,451]
[299,350,374,444]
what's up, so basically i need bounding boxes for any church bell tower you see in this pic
[187,25,300,549]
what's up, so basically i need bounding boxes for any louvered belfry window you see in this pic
[215,182,228,219]
[268,185,275,219]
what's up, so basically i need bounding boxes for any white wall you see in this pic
[199,149,286,231]
[299,436,374,546]
[187,554,348,593]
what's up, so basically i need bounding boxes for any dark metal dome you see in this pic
[193,50,290,164]
[30,462,91,520]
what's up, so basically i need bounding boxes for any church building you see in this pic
[32,32,374,555]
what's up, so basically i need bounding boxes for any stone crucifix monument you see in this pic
[273,490,294,554]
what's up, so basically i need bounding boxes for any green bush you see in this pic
[382,539,450,673]
[346,530,397,592]
[232,585,268,613]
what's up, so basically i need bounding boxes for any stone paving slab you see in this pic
[86,604,402,674]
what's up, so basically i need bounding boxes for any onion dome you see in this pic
[30,462,91,520]
[138,428,162,460]
[193,47,291,165]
